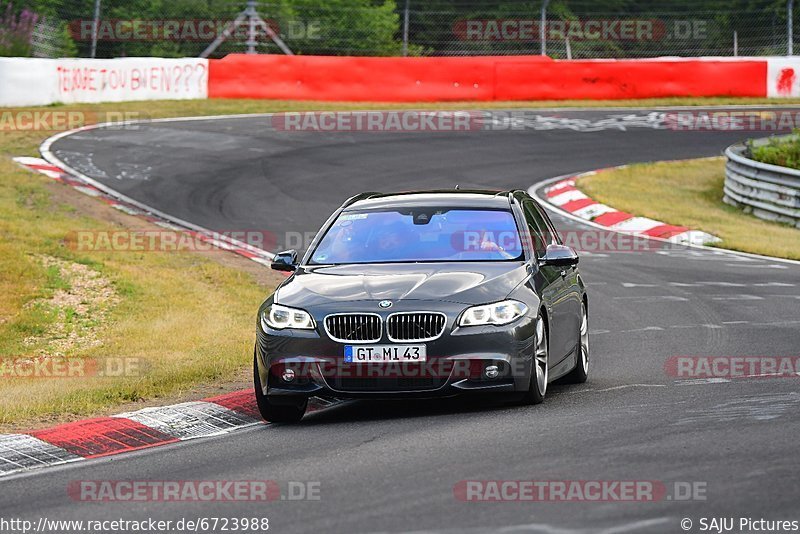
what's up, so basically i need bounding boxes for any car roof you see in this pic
[343,190,517,211]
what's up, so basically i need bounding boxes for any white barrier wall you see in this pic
[1,55,798,106]
[767,58,800,98]
[0,57,208,106]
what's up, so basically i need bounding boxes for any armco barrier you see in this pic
[495,59,765,100]
[208,55,551,102]
[0,57,208,106]
[724,137,800,228]
[208,55,768,102]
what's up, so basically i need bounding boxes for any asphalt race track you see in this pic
[4,108,800,533]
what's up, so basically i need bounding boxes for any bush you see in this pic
[0,3,38,56]
[749,132,800,170]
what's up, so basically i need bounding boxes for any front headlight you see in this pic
[458,300,529,327]
[261,304,316,330]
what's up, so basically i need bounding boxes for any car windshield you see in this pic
[309,207,524,264]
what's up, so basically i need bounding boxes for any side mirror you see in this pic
[271,249,298,272]
[538,244,579,268]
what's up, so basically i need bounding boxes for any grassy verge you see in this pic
[578,158,800,260]
[2,96,799,428]
[0,159,276,430]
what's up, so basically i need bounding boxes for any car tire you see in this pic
[253,351,307,423]
[563,301,589,384]
[519,314,548,405]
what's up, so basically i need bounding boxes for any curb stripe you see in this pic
[572,203,616,220]
[549,190,588,206]
[546,185,576,197]
[593,211,634,227]
[561,198,597,213]
[29,418,179,459]
[0,390,342,477]
[205,389,262,419]
[116,402,260,441]
[534,166,722,248]
[543,179,575,194]
[608,216,665,233]
[28,163,63,173]
[0,435,81,475]
[668,230,721,245]
[641,224,689,238]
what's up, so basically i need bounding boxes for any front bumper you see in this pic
[255,301,536,400]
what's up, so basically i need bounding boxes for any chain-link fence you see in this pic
[428,1,793,58]
[1,0,797,59]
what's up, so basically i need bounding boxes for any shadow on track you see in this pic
[294,384,575,427]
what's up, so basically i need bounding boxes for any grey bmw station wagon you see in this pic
[254,190,588,422]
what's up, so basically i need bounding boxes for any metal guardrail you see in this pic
[724,137,800,229]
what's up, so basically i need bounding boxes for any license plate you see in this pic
[344,345,427,363]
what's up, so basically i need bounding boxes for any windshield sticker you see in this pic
[339,214,369,221]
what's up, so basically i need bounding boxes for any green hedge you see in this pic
[748,133,800,171]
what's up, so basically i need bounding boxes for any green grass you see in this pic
[579,158,800,260]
